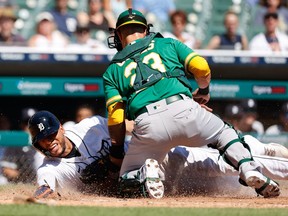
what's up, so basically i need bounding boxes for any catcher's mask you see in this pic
[107,8,153,51]
[28,110,60,156]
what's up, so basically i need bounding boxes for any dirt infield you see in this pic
[1,181,288,208]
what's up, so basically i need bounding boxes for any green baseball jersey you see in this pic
[103,35,197,120]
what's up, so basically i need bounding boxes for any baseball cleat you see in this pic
[264,143,288,159]
[242,170,280,198]
[139,158,164,199]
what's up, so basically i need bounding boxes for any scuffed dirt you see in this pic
[1,181,288,208]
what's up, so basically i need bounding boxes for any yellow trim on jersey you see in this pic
[107,102,125,126]
[187,55,211,78]
[106,95,122,108]
[184,52,199,72]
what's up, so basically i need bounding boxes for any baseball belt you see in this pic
[134,94,183,119]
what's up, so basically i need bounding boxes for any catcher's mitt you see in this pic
[80,155,120,185]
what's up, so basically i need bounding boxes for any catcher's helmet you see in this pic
[116,8,148,30]
[28,110,60,146]
[107,8,152,51]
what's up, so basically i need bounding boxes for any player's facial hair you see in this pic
[59,134,67,157]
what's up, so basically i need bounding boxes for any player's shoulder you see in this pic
[78,115,107,126]
[154,35,184,50]
[92,115,107,124]
[155,34,177,43]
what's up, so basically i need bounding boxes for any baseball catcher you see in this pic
[103,8,280,198]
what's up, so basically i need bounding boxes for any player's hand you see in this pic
[200,104,213,112]
[192,88,210,105]
[34,185,54,199]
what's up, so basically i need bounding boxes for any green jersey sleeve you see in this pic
[103,65,123,108]
[170,39,200,72]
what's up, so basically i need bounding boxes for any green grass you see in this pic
[0,205,287,216]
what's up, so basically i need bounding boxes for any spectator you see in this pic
[206,11,248,50]
[0,0,16,8]
[246,0,260,7]
[132,0,176,32]
[163,10,201,49]
[77,0,114,42]
[103,0,132,20]
[249,12,288,52]
[75,104,95,123]
[252,0,288,34]
[238,99,265,135]
[223,100,264,135]
[1,108,40,184]
[28,12,69,48]
[48,0,77,38]
[0,0,17,13]
[223,103,244,132]
[63,104,96,129]
[67,24,108,51]
[266,102,288,135]
[0,8,26,46]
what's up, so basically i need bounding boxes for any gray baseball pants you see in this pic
[120,94,260,180]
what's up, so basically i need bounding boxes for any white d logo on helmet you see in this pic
[38,123,45,132]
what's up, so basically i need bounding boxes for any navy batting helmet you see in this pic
[28,110,60,147]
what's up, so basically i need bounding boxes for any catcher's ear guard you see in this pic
[107,24,153,51]
[107,27,122,51]
[147,24,153,33]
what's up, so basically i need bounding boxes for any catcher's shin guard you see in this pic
[216,125,254,171]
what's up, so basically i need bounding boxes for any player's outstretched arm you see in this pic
[34,185,54,199]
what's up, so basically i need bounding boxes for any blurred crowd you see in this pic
[0,0,287,52]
